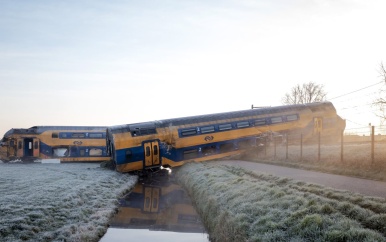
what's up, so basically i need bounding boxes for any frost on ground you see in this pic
[0,163,137,242]
[176,162,386,242]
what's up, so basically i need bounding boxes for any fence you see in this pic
[254,125,386,165]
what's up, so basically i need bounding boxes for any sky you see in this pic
[1,0,386,136]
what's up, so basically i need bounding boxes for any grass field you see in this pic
[176,162,386,242]
[1,141,385,242]
[0,163,137,242]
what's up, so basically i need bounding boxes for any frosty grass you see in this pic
[176,162,386,242]
[0,163,137,242]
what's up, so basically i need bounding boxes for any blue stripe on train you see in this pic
[115,137,257,166]
[40,142,108,157]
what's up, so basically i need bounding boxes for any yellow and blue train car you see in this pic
[0,126,110,163]
[107,102,345,173]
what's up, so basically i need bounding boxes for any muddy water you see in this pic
[100,174,209,242]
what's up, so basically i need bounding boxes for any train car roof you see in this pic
[108,102,335,133]
[3,126,108,137]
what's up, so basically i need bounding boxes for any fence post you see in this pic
[300,134,303,161]
[286,134,288,160]
[371,126,375,164]
[264,136,267,158]
[318,131,321,162]
[341,130,344,162]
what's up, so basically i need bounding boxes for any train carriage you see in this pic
[0,126,110,163]
[107,102,345,173]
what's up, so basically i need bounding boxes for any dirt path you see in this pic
[211,160,386,198]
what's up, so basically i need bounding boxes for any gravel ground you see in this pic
[0,162,137,242]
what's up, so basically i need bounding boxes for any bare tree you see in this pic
[373,63,386,121]
[282,82,327,105]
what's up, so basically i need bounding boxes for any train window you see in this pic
[34,141,39,149]
[53,148,68,157]
[183,149,198,159]
[201,126,215,134]
[153,145,158,156]
[236,121,250,128]
[60,133,68,138]
[89,133,103,138]
[181,128,197,136]
[286,114,298,121]
[146,146,151,157]
[10,141,14,147]
[80,150,85,156]
[18,141,22,149]
[72,133,85,138]
[255,119,266,126]
[141,128,157,135]
[125,150,132,160]
[271,117,283,124]
[131,128,157,136]
[70,146,78,156]
[90,148,102,156]
[219,123,232,131]
[52,133,58,138]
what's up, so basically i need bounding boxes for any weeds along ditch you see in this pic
[176,162,386,242]
[0,163,137,242]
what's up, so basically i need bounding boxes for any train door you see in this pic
[143,186,160,212]
[24,138,34,158]
[143,141,160,167]
[15,138,37,159]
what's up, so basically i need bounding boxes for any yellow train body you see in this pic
[107,102,345,173]
[0,102,345,169]
[0,126,110,163]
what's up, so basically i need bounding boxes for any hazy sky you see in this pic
[1,0,386,136]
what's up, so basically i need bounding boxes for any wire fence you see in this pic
[254,125,386,164]
[252,81,386,164]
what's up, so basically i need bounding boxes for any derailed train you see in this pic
[0,126,110,163]
[106,102,345,173]
[0,102,345,173]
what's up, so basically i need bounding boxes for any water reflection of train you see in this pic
[0,126,110,163]
[106,177,206,236]
[107,102,345,173]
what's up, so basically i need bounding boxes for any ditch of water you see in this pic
[100,173,209,242]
